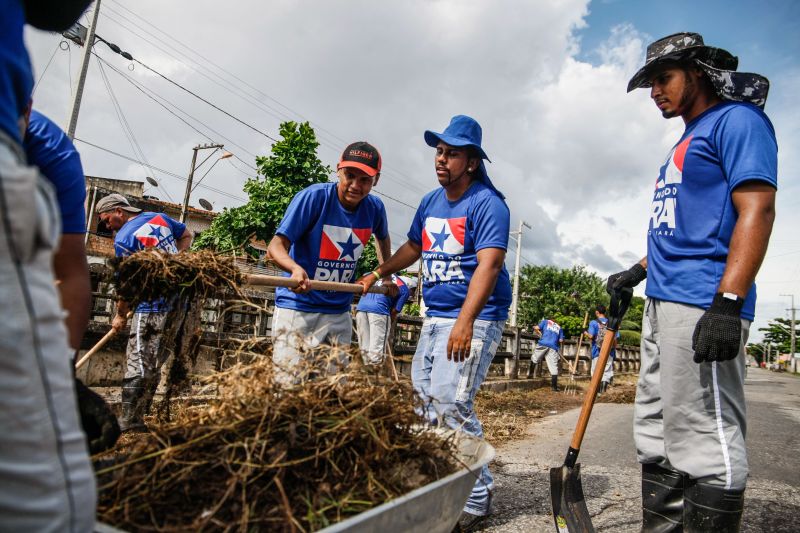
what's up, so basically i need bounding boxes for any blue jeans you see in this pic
[411,317,505,516]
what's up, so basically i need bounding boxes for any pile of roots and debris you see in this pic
[108,250,245,417]
[96,354,459,532]
[109,249,243,307]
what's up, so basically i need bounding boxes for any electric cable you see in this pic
[94,53,259,170]
[74,137,248,203]
[32,41,62,96]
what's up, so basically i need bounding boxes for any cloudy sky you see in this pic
[24,0,799,342]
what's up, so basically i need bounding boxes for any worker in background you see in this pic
[586,304,619,394]
[96,193,193,432]
[356,274,411,366]
[532,317,565,391]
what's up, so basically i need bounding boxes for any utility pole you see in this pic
[780,293,796,372]
[66,0,102,139]
[181,143,224,223]
[509,220,532,327]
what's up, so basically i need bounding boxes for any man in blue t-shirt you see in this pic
[608,33,777,530]
[531,318,565,391]
[585,304,619,393]
[24,108,90,351]
[355,274,411,366]
[267,141,392,385]
[358,115,512,528]
[96,193,193,432]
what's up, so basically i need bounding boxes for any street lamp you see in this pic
[510,220,532,327]
[181,144,230,223]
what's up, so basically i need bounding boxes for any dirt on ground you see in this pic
[476,374,638,445]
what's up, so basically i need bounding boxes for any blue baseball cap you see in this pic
[424,115,504,199]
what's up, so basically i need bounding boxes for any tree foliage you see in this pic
[516,264,644,344]
[193,122,331,253]
[757,317,799,354]
[356,236,379,278]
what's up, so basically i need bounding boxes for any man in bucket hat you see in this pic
[267,141,393,385]
[608,32,777,532]
[358,115,512,530]
[96,193,193,431]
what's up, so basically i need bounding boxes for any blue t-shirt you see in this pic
[587,317,619,359]
[114,211,187,313]
[646,102,778,321]
[275,183,388,314]
[356,275,411,316]
[408,181,512,321]
[0,1,33,144]
[538,319,564,351]
[25,110,86,233]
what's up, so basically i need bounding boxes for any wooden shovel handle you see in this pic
[569,329,617,450]
[245,274,390,295]
[75,327,119,370]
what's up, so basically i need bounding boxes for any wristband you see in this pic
[371,269,381,279]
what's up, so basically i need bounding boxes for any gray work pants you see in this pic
[591,355,614,382]
[270,306,352,385]
[635,299,750,490]
[123,311,172,381]
[355,311,391,365]
[0,138,96,531]
[531,344,560,375]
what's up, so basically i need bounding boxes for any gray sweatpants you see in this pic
[591,356,614,382]
[355,311,391,365]
[531,344,560,375]
[124,311,172,381]
[271,306,352,385]
[0,138,96,531]
[635,299,750,490]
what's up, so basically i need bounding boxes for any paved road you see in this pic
[482,367,800,532]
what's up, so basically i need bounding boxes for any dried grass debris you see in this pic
[96,355,458,532]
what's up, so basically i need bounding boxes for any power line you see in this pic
[32,41,62,96]
[99,1,430,196]
[74,137,248,203]
[94,53,258,170]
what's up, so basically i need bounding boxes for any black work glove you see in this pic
[607,263,647,291]
[75,378,120,455]
[691,293,744,363]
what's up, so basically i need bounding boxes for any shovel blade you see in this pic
[550,464,595,533]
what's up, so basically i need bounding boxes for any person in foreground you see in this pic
[608,32,777,532]
[358,115,511,531]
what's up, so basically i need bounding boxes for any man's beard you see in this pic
[662,73,697,118]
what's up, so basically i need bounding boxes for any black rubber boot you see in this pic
[641,463,684,532]
[551,374,559,391]
[599,381,609,394]
[684,481,744,533]
[119,377,149,432]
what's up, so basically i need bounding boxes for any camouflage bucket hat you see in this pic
[627,32,770,108]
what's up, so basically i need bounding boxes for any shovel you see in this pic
[550,287,632,532]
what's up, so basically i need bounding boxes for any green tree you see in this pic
[517,265,608,334]
[356,236,379,278]
[193,121,331,253]
[516,264,644,345]
[758,317,798,354]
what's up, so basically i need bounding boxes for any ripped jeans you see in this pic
[411,317,504,516]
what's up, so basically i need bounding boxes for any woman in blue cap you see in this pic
[358,115,512,530]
